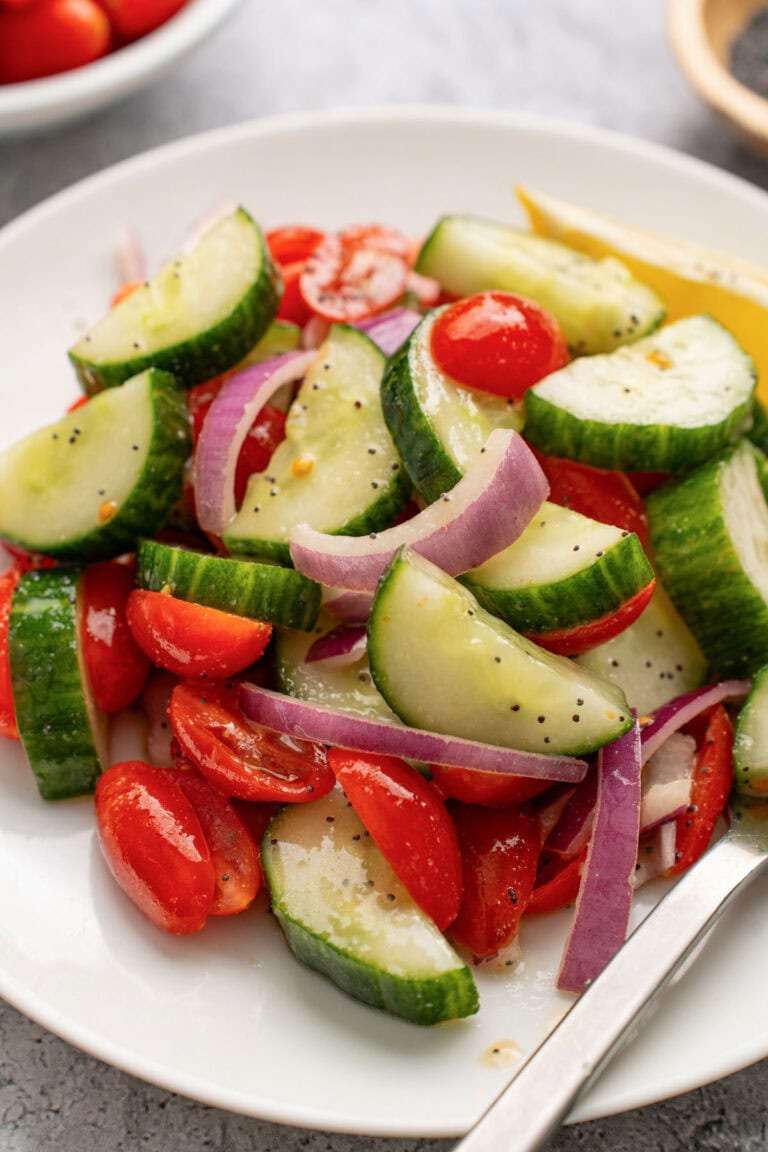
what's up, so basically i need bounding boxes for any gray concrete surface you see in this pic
[1,1,768,1148]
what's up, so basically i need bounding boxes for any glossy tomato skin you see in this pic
[666,704,734,877]
[95,760,215,934]
[533,451,650,549]
[81,561,151,713]
[528,577,656,656]
[0,562,23,739]
[449,803,541,959]
[266,227,326,326]
[429,764,552,807]
[126,590,272,680]
[430,292,569,400]
[0,0,111,84]
[169,681,334,802]
[327,749,462,931]
[526,845,587,915]
[99,0,187,41]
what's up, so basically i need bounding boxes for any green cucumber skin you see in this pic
[136,539,321,631]
[460,531,653,634]
[734,664,768,796]
[8,569,104,800]
[647,446,768,678]
[69,212,281,394]
[523,390,753,473]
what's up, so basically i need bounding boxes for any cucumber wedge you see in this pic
[734,665,768,796]
[368,548,632,757]
[69,208,280,393]
[223,325,411,563]
[575,581,707,716]
[8,568,108,800]
[262,789,478,1025]
[381,310,523,503]
[647,441,768,677]
[0,369,190,561]
[135,539,320,631]
[459,502,653,635]
[415,214,664,355]
[524,315,755,473]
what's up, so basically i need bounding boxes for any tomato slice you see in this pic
[533,451,650,548]
[95,760,215,934]
[430,291,569,400]
[526,845,588,915]
[266,226,326,266]
[171,767,261,916]
[169,681,334,802]
[81,561,151,713]
[126,590,272,680]
[429,763,552,807]
[528,577,656,656]
[327,749,462,931]
[449,802,542,959]
[299,232,409,323]
[0,562,23,739]
[666,704,734,877]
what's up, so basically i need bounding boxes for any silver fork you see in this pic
[454,798,768,1152]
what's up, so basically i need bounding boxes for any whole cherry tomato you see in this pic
[98,0,187,41]
[430,291,569,400]
[328,748,462,931]
[0,0,111,84]
[81,560,151,713]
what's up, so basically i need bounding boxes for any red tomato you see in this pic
[666,704,734,877]
[534,451,650,549]
[98,0,187,41]
[327,749,462,931]
[0,0,111,84]
[430,292,569,400]
[188,383,287,506]
[528,577,656,656]
[111,279,143,308]
[526,845,587,915]
[266,226,325,266]
[126,590,272,680]
[230,798,283,845]
[299,231,409,323]
[449,803,542,959]
[0,563,23,739]
[169,681,334,802]
[81,561,151,713]
[171,768,261,916]
[429,764,552,807]
[336,224,413,260]
[95,760,215,934]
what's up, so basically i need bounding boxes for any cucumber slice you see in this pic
[0,369,190,561]
[459,502,653,634]
[135,540,320,631]
[524,315,755,473]
[415,214,664,355]
[381,310,523,503]
[647,440,768,677]
[262,789,478,1025]
[734,665,768,796]
[69,208,280,393]
[8,568,108,800]
[575,581,707,716]
[223,325,411,563]
[368,548,632,757]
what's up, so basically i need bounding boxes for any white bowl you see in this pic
[0,0,242,137]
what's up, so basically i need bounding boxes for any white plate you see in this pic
[1,108,767,1138]
[0,0,241,137]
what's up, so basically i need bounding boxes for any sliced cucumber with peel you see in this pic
[459,502,653,635]
[8,568,108,800]
[69,208,280,393]
[381,309,523,503]
[262,788,478,1025]
[0,369,190,561]
[135,539,320,631]
[647,440,768,677]
[524,315,755,473]
[367,548,632,757]
[224,325,411,563]
[415,214,664,355]
[734,665,768,796]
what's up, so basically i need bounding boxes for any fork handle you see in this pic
[454,832,768,1152]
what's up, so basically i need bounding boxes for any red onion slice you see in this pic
[290,429,548,592]
[557,721,642,993]
[239,683,588,783]
[194,351,315,535]
[640,679,750,765]
[321,586,374,624]
[356,308,422,356]
[305,625,367,668]
[640,731,696,834]
[634,821,678,890]
[545,766,598,858]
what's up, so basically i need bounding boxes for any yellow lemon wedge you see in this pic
[517,185,768,403]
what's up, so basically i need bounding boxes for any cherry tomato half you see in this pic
[666,704,734,877]
[430,291,569,400]
[126,590,272,680]
[299,229,410,323]
[169,681,334,802]
[95,760,215,934]
[328,749,462,931]
[429,764,552,808]
[0,0,111,84]
[526,845,587,915]
[527,577,656,657]
[534,452,650,549]
[266,227,326,327]
[81,561,151,713]
[0,563,23,739]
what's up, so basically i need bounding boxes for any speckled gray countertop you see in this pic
[1,2,768,1149]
